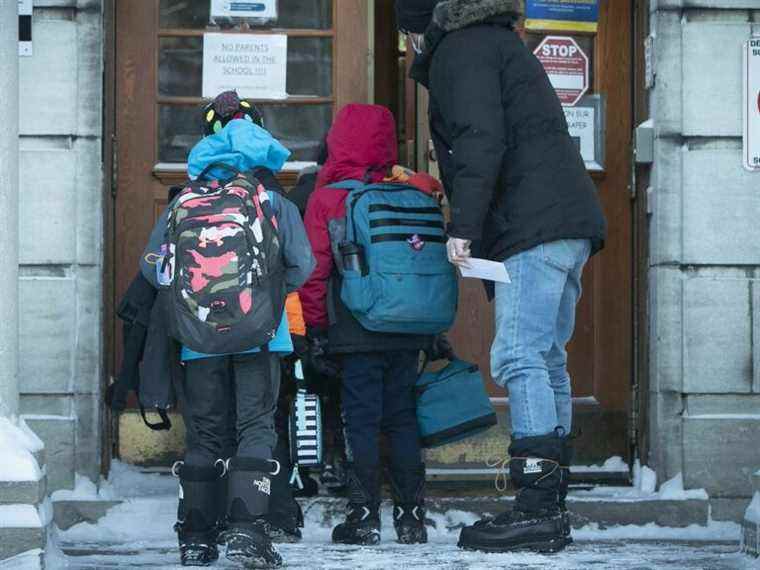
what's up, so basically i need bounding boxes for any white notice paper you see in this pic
[203,33,287,100]
[744,38,760,171]
[210,0,277,20]
[564,106,595,164]
[458,258,511,283]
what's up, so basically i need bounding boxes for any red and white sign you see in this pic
[534,36,589,106]
[743,38,760,171]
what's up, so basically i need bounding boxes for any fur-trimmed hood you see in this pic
[409,0,521,86]
[432,0,521,32]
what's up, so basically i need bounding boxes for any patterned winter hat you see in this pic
[202,90,264,136]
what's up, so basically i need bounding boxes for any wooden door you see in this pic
[429,2,634,467]
[111,1,369,421]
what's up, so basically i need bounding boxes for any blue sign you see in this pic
[526,0,599,33]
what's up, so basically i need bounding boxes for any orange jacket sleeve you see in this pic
[285,292,306,337]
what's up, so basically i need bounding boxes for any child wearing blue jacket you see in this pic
[141,92,314,568]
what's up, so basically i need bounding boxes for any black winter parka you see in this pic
[411,3,607,263]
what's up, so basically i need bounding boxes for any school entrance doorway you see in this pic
[108,1,634,478]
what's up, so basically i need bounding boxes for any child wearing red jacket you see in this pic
[301,103,441,546]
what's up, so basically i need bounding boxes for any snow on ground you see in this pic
[577,456,629,473]
[48,462,760,569]
[0,417,43,482]
[746,493,760,525]
[0,505,42,528]
[51,475,101,503]
[571,463,708,503]
[633,460,657,494]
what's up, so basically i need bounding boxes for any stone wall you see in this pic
[648,0,760,514]
[17,0,103,491]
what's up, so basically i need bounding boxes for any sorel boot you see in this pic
[265,437,303,543]
[558,434,574,544]
[458,431,566,554]
[331,464,381,545]
[389,463,428,544]
[220,457,283,568]
[174,462,224,566]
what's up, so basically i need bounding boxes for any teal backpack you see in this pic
[329,180,458,335]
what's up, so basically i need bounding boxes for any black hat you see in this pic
[202,90,264,136]
[395,0,439,34]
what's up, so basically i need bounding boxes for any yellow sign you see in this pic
[525,0,599,33]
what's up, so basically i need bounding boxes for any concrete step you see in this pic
[53,500,123,531]
[23,415,76,493]
[0,505,46,561]
[742,519,759,557]
[0,477,47,506]
[305,491,711,529]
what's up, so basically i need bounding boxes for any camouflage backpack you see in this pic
[160,163,285,354]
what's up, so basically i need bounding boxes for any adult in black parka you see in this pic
[397,0,607,555]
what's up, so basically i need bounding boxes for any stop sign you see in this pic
[533,36,589,106]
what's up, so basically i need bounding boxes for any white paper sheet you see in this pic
[202,33,288,100]
[457,258,511,283]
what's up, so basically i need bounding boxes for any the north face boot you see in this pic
[174,462,224,566]
[265,437,303,543]
[558,434,574,543]
[331,464,381,545]
[220,457,283,568]
[389,463,428,544]
[458,431,566,554]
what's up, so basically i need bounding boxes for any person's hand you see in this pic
[306,327,341,378]
[446,237,472,267]
[426,334,455,362]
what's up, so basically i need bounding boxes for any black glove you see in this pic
[306,327,341,378]
[292,334,309,362]
[426,333,455,362]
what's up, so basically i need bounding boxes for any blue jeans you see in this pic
[490,239,591,440]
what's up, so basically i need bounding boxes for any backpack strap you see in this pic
[327,180,365,191]
[139,404,172,431]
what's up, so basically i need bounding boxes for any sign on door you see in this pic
[202,33,287,100]
[744,38,760,171]
[533,36,589,106]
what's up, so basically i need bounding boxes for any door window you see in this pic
[156,0,334,164]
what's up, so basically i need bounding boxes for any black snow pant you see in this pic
[181,351,280,465]
[175,351,280,535]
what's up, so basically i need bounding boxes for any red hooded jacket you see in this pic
[300,104,398,329]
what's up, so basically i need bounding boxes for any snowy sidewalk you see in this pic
[34,463,760,569]
[60,539,752,569]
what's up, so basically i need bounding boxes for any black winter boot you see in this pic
[221,457,283,568]
[265,437,303,543]
[331,464,381,545]
[458,431,566,554]
[174,462,223,566]
[558,434,574,544]
[389,463,428,544]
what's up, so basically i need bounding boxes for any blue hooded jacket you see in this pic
[188,119,290,180]
[140,119,316,360]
